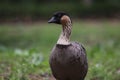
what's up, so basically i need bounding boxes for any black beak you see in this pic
[48,17,56,23]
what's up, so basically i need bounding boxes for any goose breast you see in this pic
[49,42,88,80]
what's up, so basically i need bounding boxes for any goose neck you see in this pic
[57,21,72,45]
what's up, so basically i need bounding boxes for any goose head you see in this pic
[48,12,71,25]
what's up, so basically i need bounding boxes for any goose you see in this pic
[48,12,88,80]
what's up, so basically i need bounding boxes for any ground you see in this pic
[0,20,120,80]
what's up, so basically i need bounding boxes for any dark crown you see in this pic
[48,11,70,24]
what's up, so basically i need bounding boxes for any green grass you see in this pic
[0,21,120,80]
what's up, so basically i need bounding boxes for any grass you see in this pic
[0,21,120,80]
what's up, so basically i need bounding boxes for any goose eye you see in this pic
[54,15,59,18]
[58,14,61,17]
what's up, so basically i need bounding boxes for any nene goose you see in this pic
[48,12,88,80]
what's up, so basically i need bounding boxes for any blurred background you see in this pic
[0,0,120,22]
[0,0,120,80]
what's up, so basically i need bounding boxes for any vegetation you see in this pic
[0,21,120,80]
[0,0,120,19]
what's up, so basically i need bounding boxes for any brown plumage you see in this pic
[48,12,88,80]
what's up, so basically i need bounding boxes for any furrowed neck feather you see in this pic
[57,15,72,45]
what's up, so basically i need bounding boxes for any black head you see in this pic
[48,11,70,24]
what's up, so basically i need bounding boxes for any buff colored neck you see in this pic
[57,15,72,45]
